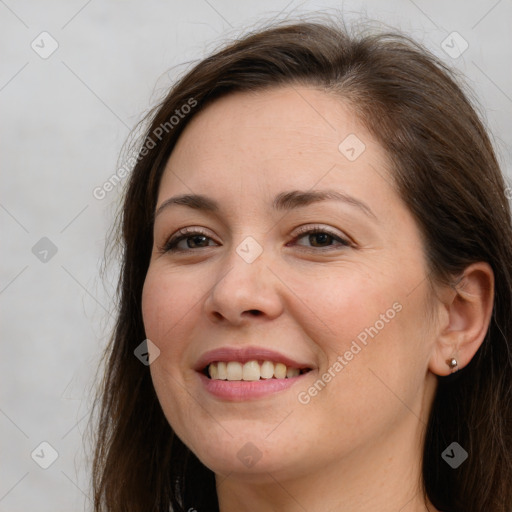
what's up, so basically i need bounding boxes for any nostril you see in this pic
[247,309,262,316]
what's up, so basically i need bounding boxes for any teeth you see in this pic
[217,361,227,380]
[260,360,274,379]
[274,362,287,379]
[226,361,243,381]
[207,360,305,381]
[242,360,260,381]
[286,367,300,378]
[209,363,218,379]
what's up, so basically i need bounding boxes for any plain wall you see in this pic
[1,1,511,510]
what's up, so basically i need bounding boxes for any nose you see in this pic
[203,244,284,326]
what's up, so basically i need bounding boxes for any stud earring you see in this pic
[446,357,458,373]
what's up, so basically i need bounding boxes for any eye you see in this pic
[160,225,352,254]
[290,225,351,250]
[162,228,218,253]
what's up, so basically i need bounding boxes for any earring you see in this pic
[446,357,458,373]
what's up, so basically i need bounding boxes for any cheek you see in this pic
[326,290,430,417]
[286,265,408,358]
[141,265,198,347]
[141,277,168,346]
[141,267,199,439]
[291,263,431,408]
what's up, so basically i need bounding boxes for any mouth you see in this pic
[194,346,315,391]
[195,346,315,401]
[202,360,312,381]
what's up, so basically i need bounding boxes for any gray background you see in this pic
[1,0,511,510]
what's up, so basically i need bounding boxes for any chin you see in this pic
[184,429,307,481]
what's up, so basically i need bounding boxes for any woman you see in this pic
[90,18,512,512]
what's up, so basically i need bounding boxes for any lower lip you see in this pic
[197,371,310,401]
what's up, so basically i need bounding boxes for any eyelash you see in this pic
[161,225,352,253]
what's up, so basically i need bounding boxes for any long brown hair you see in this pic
[89,17,512,512]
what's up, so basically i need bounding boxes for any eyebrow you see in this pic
[154,189,376,220]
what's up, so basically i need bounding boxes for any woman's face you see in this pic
[142,86,439,481]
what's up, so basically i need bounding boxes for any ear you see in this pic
[429,262,494,376]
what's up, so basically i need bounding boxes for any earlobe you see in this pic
[428,262,494,376]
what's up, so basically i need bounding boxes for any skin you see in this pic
[141,86,493,512]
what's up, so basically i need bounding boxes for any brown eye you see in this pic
[305,232,333,247]
[184,235,210,249]
[163,230,218,252]
[292,227,350,250]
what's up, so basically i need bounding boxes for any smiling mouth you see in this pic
[203,360,312,381]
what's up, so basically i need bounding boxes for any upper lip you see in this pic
[194,346,314,372]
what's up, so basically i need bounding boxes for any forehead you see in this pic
[158,85,391,200]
